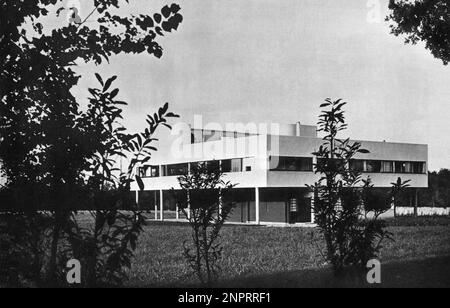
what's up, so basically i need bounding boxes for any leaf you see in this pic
[166,112,179,118]
[161,102,169,114]
[136,175,145,191]
[161,5,171,18]
[155,26,164,36]
[95,73,104,86]
[141,156,152,164]
[56,7,65,17]
[162,21,172,32]
[110,88,119,99]
[104,75,118,92]
[88,88,98,98]
[357,149,370,154]
[153,13,162,24]
[35,23,43,35]
[171,4,181,14]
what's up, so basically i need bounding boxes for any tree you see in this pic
[62,76,178,287]
[310,98,408,275]
[1,1,183,195]
[386,0,450,65]
[418,169,450,207]
[391,176,411,217]
[176,161,235,286]
[0,0,183,286]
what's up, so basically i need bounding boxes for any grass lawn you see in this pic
[127,217,450,288]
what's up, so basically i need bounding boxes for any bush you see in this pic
[176,161,235,285]
[310,98,408,275]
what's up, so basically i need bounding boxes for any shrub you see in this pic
[310,98,409,275]
[176,161,235,285]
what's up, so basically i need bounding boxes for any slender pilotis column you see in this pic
[160,190,164,221]
[255,187,260,225]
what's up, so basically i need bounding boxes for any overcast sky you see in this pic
[67,0,450,171]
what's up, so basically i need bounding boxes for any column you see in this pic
[159,190,164,221]
[154,191,158,220]
[414,188,418,218]
[255,187,260,225]
[135,190,139,208]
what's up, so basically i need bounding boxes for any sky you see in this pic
[63,0,449,171]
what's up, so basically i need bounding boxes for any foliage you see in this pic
[386,0,450,65]
[420,169,450,207]
[176,161,235,285]
[0,212,52,287]
[0,75,179,287]
[310,98,409,274]
[0,0,182,287]
[1,0,183,198]
[60,76,178,287]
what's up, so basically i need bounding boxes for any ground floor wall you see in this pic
[136,187,313,224]
[135,186,433,224]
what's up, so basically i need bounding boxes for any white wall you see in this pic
[130,170,267,191]
[396,207,449,216]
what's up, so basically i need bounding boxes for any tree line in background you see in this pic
[382,169,450,210]
[418,170,450,208]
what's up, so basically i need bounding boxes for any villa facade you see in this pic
[130,122,428,225]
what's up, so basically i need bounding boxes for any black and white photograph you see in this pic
[1,0,449,294]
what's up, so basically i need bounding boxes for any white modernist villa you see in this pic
[130,122,428,225]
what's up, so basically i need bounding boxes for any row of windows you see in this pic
[138,158,249,178]
[269,156,426,174]
[269,156,313,172]
[191,129,255,144]
[139,157,427,178]
[349,160,426,174]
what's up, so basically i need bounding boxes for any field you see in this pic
[127,217,450,288]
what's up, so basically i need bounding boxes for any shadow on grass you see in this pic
[213,255,450,288]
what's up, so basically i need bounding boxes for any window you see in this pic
[395,161,411,173]
[221,159,232,172]
[205,160,220,170]
[349,160,364,172]
[139,165,159,178]
[381,161,394,173]
[270,156,313,172]
[203,130,221,142]
[315,158,345,170]
[149,166,159,177]
[394,161,403,173]
[164,163,188,176]
[298,158,313,171]
[412,162,425,174]
[191,129,203,144]
[231,158,243,172]
[223,131,235,139]
[245,166,252,171]
[365,160,381,173]
[393,161,425,174]
[404,162,412,173]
